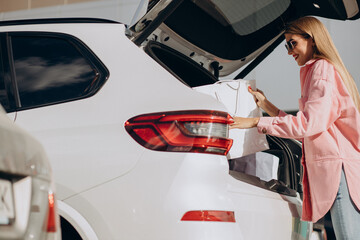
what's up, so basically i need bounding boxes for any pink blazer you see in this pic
[257,59,360,222]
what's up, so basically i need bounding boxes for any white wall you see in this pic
[0,0,147,26]
[248,17,360,111]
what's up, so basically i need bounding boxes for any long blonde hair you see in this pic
[285,16,360,112]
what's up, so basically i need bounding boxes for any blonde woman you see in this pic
[231,16,360,239]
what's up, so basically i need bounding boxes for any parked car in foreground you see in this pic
[0,0,358,239]
[0,106,60,240]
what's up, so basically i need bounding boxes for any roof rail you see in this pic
[0,18,121,26]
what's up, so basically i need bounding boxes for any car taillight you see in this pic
[181,210,236,222]
[125,110,233,155]
[46,192,57,232]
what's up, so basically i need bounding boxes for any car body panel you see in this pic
[63,151,307,239]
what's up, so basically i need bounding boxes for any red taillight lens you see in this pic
[46,192,57,232]
[125,110,233,155]
[181,210,236,222]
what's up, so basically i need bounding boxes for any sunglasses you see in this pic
[285,39,296,51]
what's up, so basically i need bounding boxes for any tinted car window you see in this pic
[10,34,107,109]
[197,0,290,36]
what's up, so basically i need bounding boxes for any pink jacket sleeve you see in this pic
[257,75,340,139]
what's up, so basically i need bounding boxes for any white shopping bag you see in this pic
[194,79,269,158]
[230,152,279,181]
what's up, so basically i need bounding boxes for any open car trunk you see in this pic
[129,0,360,80]
[145,38,304,197]
[128,0,360,196]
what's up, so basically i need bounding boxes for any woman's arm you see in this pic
[248,87,280,117]
[230,87,281,129]
[231,69,340,139]
[230,117,259,129]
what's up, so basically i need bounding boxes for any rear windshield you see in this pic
[195,0,290,35]
[164,0,291,60]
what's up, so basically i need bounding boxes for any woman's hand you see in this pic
[248,86,280,117]
[248,86,266,109]
[230,117,260,129]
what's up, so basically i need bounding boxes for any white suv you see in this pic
[0,0,358,239]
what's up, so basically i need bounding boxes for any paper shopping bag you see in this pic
[194,79,269,158]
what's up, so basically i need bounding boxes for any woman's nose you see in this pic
[287,48,293,55]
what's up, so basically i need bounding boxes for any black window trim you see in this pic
[6,33,22,109]
[4,31,109,112]
[0,18,120,27]
[0,33,18,111]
